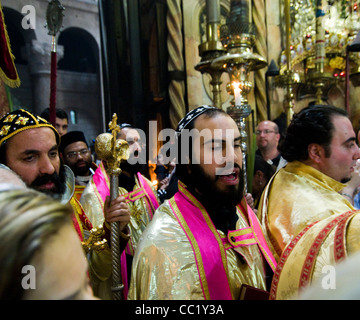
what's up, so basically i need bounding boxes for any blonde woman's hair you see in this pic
[0,188,73,299]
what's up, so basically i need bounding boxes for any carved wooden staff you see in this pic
[95,114,129,300]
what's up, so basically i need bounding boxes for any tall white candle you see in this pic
[234,87,242,106]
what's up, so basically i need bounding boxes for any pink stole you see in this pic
[238,202,277,272]
[91,162,129,298]
[136,172,159,219]
[119,172,159,255]
[169,182,277,300]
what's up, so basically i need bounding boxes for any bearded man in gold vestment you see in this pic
[257,104,360,299]
[0,109,130,300]
[128,106,277,300]
[80,123,159,299]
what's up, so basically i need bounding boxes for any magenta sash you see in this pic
[221,227,257,249]
[170,184,233,300]
[240,202,277,272]
[91,162,129,298]
[169,182,277,300]
[136,172,159,218]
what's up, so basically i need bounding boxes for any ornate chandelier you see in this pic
[276,0,360,109]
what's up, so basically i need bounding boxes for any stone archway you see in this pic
[56,27,102,141]
[58,27,99,73]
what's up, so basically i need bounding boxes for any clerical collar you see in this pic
[76,167,95,182]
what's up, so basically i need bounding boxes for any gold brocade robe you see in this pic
[62,165,112,300]
[80,170,158,299]
[258,161,354,261]
[80,172,158,253]
[270,209,360,299]
[128,198,267,300]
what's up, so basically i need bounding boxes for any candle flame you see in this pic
[232,81,240,90]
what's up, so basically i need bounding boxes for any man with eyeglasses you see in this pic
[59,131,98,200]
[255,120,281,167]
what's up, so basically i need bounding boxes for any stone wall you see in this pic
[2,0,104,143]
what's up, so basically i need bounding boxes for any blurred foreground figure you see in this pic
[297,250,360,300]
[0,164,26,189]
[0,188,97,300]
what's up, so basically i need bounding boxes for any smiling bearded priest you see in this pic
[128,105,277,300]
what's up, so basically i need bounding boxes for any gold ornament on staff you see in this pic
[82,225,108,253]
[94,113,130,300]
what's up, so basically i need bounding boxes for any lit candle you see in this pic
[234,86,242,106]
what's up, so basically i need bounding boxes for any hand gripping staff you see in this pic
[95,114,130,300]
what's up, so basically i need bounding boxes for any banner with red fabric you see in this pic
[0,1,20,88]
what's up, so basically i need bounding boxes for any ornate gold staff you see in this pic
[95,113,129,300]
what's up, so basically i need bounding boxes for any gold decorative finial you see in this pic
[95,113,130,176]
[108,114,121,143]
[94,113,130,300]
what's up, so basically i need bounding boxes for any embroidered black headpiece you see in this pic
[175,105,217,134]
[0,109,60,147]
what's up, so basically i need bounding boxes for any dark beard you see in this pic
[187,163,244,234]
[120,160,145,175]
[72,160,91,176]
[29,165,66,198]
[188,163,244,208]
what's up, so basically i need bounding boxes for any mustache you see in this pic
[30,173,59,187]
[120,160,144,174]
[188,162,244,208]
[215,163,241,178]
[74,159,89,166]
[29,168,66,196]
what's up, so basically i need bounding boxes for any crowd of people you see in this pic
[1,103,360,300]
